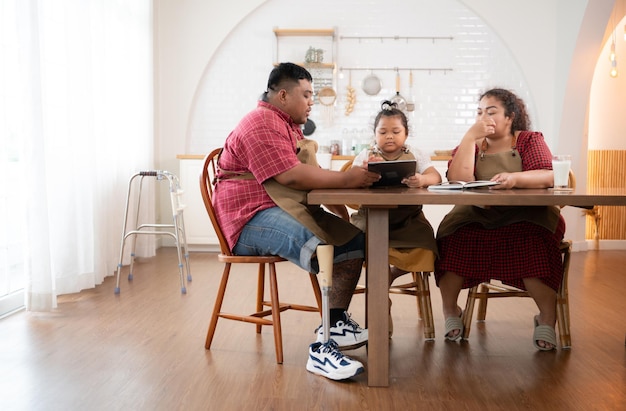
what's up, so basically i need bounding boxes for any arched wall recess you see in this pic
[185,0,533,156]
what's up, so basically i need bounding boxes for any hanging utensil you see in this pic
[362,71,382,96]
[317,87,336,127]
[345,70,356,116]
[390,69,407,111]
[406,70,415,112]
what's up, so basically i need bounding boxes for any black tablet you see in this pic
[368,160,417,187]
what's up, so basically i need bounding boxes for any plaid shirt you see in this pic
[449,131,553,172]
[213,101,303,250]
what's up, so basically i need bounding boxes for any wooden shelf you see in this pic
[273,28,335,37]
[272,62,335,69]
[431,155,452,161]
[176,154,204,160]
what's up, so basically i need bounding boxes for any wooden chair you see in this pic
[461,240,572,348]
[461,170,577,348]
[199,148,323,364]
[340,160,435,340]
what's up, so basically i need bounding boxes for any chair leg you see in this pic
[556,292,571,349]
[462,286,478,339]
[309,273,323,316]
[557,243,572,348]
[268,262,284,364]
[412,272,423,319]
[256,264,265,334]
[476,283,489,321]
[205,263,231,349]
[417,272,435,340]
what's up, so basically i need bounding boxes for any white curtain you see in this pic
[1,0,155,311]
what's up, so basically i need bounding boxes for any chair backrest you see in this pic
[568,169,576,190]
[199,148,233,256]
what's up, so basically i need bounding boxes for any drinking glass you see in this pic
[552,154,572,191]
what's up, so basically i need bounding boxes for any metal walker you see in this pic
[115,170,192,294]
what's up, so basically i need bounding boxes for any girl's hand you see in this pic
[402,173,426,188]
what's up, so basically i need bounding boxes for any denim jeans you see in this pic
[233,206,365,273]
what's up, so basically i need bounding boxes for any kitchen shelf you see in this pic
[273,27,337,64]
[273,27,338,96]
[273,28,336,37]
[272,62,335,69]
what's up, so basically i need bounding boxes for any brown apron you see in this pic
[438,145,560,238]
[262,139,362,246]
[351,151,438,272]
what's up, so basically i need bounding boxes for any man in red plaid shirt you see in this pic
[213,63,380,380]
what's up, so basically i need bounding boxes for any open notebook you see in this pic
[427,180,499,190]
[368,160,417,187]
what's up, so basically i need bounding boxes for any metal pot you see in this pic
[390,70,407,111]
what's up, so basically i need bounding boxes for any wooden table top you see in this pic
[308,187,626,207]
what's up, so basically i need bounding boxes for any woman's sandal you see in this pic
[533,316,557,351]
[444,310,464,341]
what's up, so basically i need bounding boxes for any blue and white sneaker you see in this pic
[306,339,365,381]
[315,312,368,350]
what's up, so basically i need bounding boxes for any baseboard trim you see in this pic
[572,239,626,251]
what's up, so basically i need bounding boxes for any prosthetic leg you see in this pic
[316,244,334,344]
[305,244,365,380]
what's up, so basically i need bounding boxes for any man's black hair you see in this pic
[266,62,312,92]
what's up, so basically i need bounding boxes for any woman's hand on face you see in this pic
[467,118,496,141]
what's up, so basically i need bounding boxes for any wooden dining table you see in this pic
[307,186,626,387]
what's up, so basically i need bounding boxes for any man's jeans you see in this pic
[233,206,365,273]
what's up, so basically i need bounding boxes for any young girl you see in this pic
[350,100,441,331]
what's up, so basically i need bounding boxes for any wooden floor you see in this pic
[1,248,625,410]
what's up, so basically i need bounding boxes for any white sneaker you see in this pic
[306,340,365,381]
[315,312,368,350]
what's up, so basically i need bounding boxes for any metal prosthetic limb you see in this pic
[316,244,334,344]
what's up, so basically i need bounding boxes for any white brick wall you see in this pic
[187,0,535,156]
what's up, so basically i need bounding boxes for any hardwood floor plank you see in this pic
[1,248,625,410]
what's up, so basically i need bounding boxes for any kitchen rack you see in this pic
[340,35,453,43]
[339,66,453,74]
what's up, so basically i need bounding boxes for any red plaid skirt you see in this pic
[434,216,566,291]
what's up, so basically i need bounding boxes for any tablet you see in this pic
[368,160,417,187]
